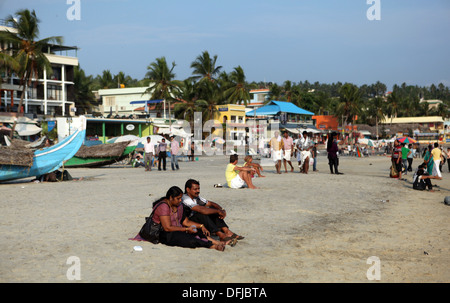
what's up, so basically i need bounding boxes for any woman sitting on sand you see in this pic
[152,186,226,251]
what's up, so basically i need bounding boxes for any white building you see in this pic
[1,20,79,117]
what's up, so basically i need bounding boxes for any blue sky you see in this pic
[1,0,449,90]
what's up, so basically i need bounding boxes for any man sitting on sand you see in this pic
[225,154,258,189]
[182,179,244,244]
[244,155,265,178]
[413,163,438,191]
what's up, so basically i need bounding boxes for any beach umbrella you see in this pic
[212,137,225,144]
[397,137,416,144]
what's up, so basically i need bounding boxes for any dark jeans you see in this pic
[189,212,228,234]
[407,158,413,172]
[328,156,339,174]
[159,230,212,248]
[158,151,166,170]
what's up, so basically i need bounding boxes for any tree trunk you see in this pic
[9,86,26,139]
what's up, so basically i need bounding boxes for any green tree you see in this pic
[223,66,251,106]
[335,83,361,128]
[73,66,96,114]
[190,50,222,83]
[0,9,62,135]
[144,57,181,127]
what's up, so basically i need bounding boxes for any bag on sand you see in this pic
[139,200,166,244]
[390,164,398,178]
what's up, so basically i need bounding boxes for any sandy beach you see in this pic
[0,153,449,283]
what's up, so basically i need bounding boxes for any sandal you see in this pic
[231,233,245,240]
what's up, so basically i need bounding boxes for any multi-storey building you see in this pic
[0,19,79,117]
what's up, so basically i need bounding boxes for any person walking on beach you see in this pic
[170,136,180,170]
[392,140,402,179]
[431,142,443,180]
[312,142,319,172]
[158,138,168,171]
[182,179,243,245]
[401,143,411,175]
[269,131,283,174]
[407,143,415,172]
[282,131,294,173]
[446,147,450,172]
[423,144,434,176]
[143,136,155,171]
[327,132,342,174]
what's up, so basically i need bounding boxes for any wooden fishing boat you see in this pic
[63,138,138,168]
[0,116,87,182]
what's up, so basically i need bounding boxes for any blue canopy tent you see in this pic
[246,100,314,116]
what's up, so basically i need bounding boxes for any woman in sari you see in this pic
[153,186,226,251]
[423,144,434,175]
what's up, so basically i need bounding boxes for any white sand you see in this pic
[0,154,449,282]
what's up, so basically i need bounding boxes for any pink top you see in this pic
[171,140,180,155]
[153,202,183,227]
[283,137,294,150]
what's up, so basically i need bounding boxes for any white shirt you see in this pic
[144,140,155,154]
[300,136,310,150]
[181,194,208,217]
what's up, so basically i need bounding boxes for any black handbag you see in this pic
[139,201,166,244]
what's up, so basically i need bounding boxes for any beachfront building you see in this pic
[211,104,247,143]
[246,100,316,139]
[1,20,79,117]
[96,86,185,120]
[247,88,270,110]
[380,116,445,143]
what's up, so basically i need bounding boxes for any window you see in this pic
[47,85,62,100]
[104,96,116,107]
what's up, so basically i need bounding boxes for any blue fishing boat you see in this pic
[0,116,86,182]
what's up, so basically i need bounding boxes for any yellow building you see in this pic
[213,104,247,141]
[214,104,246,124]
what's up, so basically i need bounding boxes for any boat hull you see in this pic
[0,117,86,182]
[64,145,137,168]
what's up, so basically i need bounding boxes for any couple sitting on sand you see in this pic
[225,154,263,189]
[139,179,244,252]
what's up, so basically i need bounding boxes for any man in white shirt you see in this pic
[143,137,155,171]
[182,179,244,244]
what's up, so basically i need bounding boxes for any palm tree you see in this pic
[223,66,251,106]
[196,80,222,121]
[0,9,62,136]
[367,96,386,139]
[73,66,95,114]
[0,53,20,90]
[144,57,181,128]
[386,90,401,124]
[190,51,222,83]
[174,79,206,130]
[335,83,361,131]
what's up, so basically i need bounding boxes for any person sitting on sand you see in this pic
[413,164,438,191]
[244,155,265,178]
[151,186,227,251]
[182,179,243,245]
[225,154,258,189]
